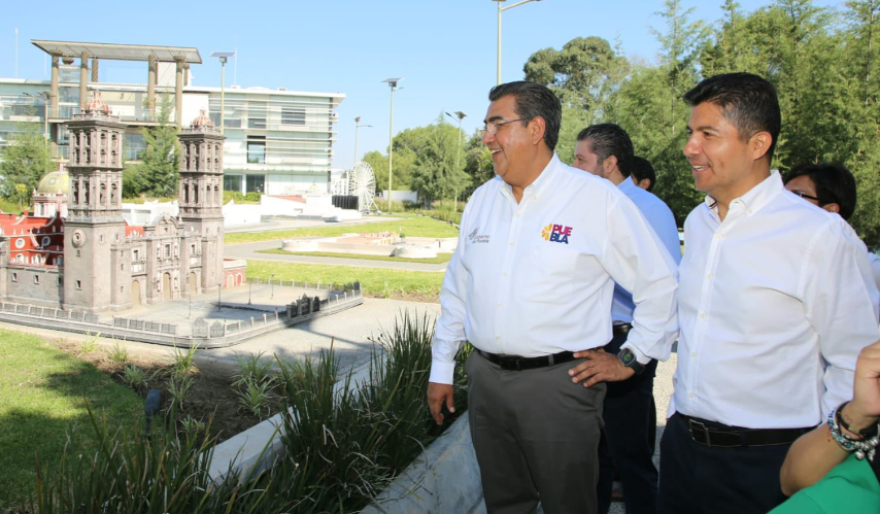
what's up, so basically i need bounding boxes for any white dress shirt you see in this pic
[430,155,679,385]
[613,178,683,324]
[673,171,880,428]
[869,252,880,295]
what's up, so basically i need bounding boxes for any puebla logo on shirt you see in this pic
[542,223,572,244]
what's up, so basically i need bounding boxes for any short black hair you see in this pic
[783,162,857,221]
[631,156,656,192]
[684,73,781,160]
[576,123,635,177]
[489,81,561,151]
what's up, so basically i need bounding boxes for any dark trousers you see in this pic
[657,413,798,514]
[597,333,658,514]
[467,350,606,514]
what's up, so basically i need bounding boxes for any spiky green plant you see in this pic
[170,345,198,380]
[233,351,275,389]
[108,342,129,364]
[28,400,287,513]
[120,364,148,392]
[167,375,194,412]
[236,378,273,418]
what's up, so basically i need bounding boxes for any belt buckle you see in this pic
[688,419,711,447]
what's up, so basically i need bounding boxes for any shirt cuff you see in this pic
[429,360,456,385]
[621,343,651,365]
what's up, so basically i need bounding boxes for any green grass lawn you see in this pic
[0,330,143,508]
[225,214,459,245]
[246,260,445,300]
[256,248,454,265]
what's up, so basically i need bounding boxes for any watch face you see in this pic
[619,349,636,367]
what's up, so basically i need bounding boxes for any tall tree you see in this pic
[523,36,628,122]
[0,111,53,208]
[409,116,471,205]
[136,96,179,198]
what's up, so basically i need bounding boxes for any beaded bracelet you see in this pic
[827,403,880,461]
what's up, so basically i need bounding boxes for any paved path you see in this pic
[224,215,405,234]
[225,239,450,272]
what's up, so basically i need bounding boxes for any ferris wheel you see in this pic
[349,162,379,213]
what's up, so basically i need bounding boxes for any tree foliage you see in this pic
[519,0,880,245]
[128,96,179,198]
[0,110,53,208]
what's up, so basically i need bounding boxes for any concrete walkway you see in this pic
[0,297,441,378]
[224,215,404,234]
[225,240,450,272]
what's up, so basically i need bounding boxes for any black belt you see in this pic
[680,414,811,448]
[477,349,576,371]
[613,323,633,337]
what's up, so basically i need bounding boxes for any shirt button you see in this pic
[515,213,521,218]
[503,271,508,277]
[700,312,707,319]
[706,273,712,279]
[688,392,695,398]
[495,336,501,341]
[691,352,698,358]
[497,303,503,308]
[508,242,514,247]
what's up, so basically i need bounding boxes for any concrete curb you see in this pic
[360,414,484,514]
[207,357,376,481]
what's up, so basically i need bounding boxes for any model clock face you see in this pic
[71,229,86,248]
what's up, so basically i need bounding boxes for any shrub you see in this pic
[120,364,148,392]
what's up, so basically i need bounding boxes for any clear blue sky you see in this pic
[2,0,841,170]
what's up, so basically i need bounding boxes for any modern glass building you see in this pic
[0,40,344,196]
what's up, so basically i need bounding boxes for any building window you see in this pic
[57,277,63,286]
[100,234,104,243]
[76,280,82,290]
[77,249,81,257]
[11,272,17,282]
[34,275,40,284]
[246,174,265,194]
[165,244,171,258]
[224,174,243,192]
[191,244,196,254]
[282,107,306,126]
[247,139,266,164]
[133,249,139,261]
[121,263,124,270]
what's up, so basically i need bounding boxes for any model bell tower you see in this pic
[178,110,226,294]
[63,92,127,312]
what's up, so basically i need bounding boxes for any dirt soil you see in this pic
[50,338,284,444]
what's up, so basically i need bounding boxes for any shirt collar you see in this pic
[499,153,560,202]
[617,177,637,194]
[704,170,782,219]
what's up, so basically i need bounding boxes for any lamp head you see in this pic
[211,51,235,65]
[383,77,404,89]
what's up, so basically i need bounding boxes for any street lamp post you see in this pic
[445,111,467,212]
[217,282,223,310]
[493,0,547,84]
[248,281,252,305]
[353,116,372,166]
[382,78,403,212]
[270,273,276,300]
[211,52,235,134]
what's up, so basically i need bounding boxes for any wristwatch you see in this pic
[618,348,646,375]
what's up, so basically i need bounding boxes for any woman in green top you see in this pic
[771,339,880,513]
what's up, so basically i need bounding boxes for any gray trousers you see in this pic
[467,351,606,514]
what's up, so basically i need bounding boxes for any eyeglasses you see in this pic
[480,118,528,136]
[790,190,825,203]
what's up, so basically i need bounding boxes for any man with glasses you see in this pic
[427,81,678,514]
[783,162,880,294]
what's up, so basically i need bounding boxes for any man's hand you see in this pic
[568,349,635,387]
[427,382,456,425]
